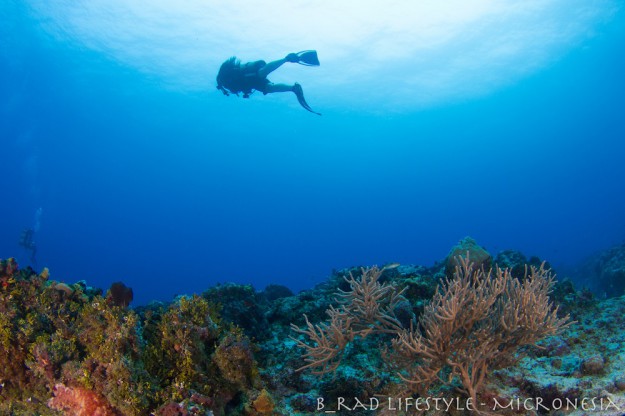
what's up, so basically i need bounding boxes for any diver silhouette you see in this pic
[19,228,37,265]
[216,51,321,115]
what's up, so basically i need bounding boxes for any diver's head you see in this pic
[216,56,241,95]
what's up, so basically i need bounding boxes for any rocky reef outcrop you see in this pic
[572,243,625,298]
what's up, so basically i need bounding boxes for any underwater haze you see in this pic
[1,0,625,305]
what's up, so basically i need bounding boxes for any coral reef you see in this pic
[289,256,570,412]
[2,238,625,415]
[0,260,264,415]
[492,293,625,415]
[393,257,570,408]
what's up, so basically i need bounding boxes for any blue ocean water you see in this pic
[1,1,624,305]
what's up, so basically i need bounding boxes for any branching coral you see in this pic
[393,255,571,406]
[290,266,406,375]
[292,257,571,412]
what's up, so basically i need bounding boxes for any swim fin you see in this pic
[296,50,320,66]
[293,83,321,115]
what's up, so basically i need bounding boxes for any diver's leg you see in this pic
[258,53,300,78]
[258,59,288,78]
[292,83,321,115]
[263,82,295,93]
[265,83,321,115]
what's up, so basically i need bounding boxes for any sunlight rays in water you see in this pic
[25,0,620,111]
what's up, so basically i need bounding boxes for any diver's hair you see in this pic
[216,56,241,95]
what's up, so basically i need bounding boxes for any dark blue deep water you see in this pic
[2,1,625,305]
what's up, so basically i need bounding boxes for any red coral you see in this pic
[0,258,18,289]
[47,383,121,416]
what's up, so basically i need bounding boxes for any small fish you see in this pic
[382,262,400,270]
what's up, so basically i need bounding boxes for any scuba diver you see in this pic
[216,51,321,115]
[19,228,37,265]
